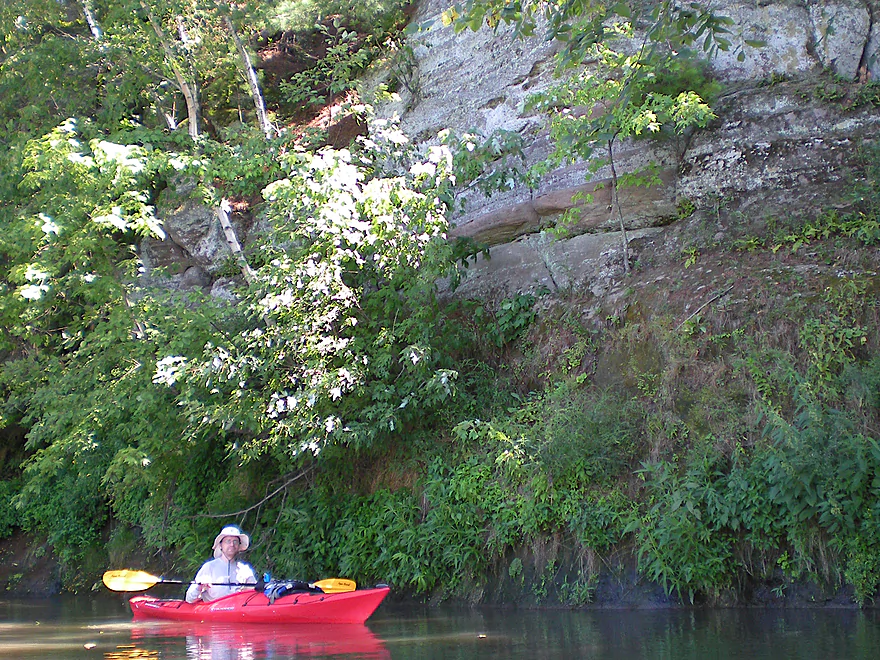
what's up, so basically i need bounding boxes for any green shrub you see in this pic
[627,456,735,602]
[269,0,408,34]
[0,480,20,538]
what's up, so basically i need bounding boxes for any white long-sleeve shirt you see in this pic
[184,556,257,603]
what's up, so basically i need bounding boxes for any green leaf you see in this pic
[610,3,631,18]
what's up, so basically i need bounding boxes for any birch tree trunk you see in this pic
[148,87,178,130]
[225,15,275,138]
[140,1,201,140]
[137,3,255,280]
[217,199,256,283]
[81,1,103,40]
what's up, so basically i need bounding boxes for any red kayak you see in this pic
[129,586,390,624]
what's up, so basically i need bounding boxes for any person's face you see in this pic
[219,535,241,560]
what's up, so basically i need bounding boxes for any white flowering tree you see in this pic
[153,120,461,463]
[0,118,201,560]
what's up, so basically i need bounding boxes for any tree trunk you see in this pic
[217,200,256,283]
[80,1,103,40]
[148,86,178,130]
[140,1,201,140]
[225,15,275,138]
[607,137,630,274]
[137,3,256,282]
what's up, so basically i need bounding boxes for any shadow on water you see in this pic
[2,595,880,659]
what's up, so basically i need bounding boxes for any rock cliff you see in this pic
[140,0,880,306]
[373,0,880,302]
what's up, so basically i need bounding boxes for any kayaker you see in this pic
[185,525,257,603]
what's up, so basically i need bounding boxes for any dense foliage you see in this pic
[1,0,879,610]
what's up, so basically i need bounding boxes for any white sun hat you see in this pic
[212,525,250,558]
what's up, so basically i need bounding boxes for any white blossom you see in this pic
[153,355,188,386]
[92,207,128,231]
[20,284,49,300]
[409,161,436,178]
[66,152,95,167]
[262,178,291,201]
[37,213,61,236]
[24,264,50,282]
[427,144,452,168]
[94,140,146,173]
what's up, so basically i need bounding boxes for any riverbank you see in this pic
[1,530,868,609]
[0,531,61,596]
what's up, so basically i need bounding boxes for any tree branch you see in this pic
[675,284,734,331]
[196,468,314,519]
[607,137,630,274]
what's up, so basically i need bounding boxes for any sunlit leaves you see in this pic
[527,33,717,168]
[447,0,747,76]
[0,118,171,359]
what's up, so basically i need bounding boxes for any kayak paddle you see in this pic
[102,569,356,593]
[310,577,357,593]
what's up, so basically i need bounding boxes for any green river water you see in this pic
[2,595,879,659]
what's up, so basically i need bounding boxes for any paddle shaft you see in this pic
[160,579,256,587]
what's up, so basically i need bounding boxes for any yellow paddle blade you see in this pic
[312,578,356,593]
[102,569,162,592]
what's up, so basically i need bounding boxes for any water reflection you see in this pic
[3,596,880,659]
[366,605,880,659]
[130,622,390,659]
[103,647,160,660]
